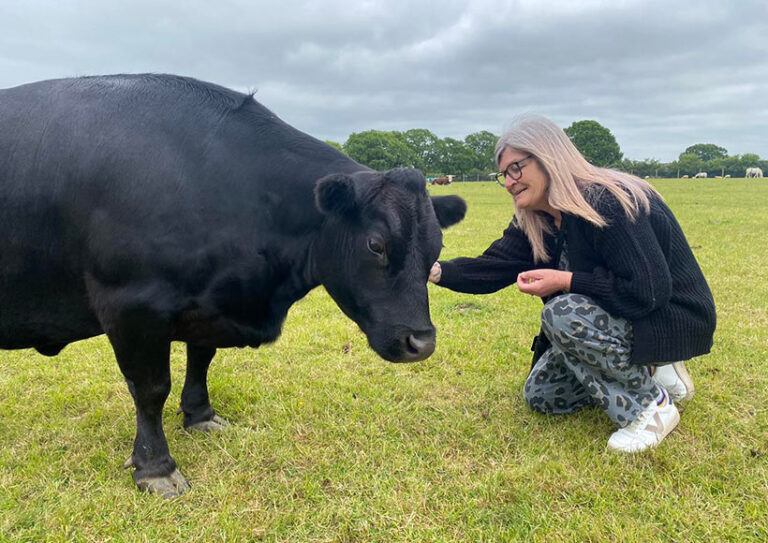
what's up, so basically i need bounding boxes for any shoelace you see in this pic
[625,405,654,432]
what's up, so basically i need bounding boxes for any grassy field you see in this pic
[1,179,766,542]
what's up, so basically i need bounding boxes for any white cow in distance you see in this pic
[746,167,764,178]
[694,172,708,178]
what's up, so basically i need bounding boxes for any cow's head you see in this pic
[313,168,466,362]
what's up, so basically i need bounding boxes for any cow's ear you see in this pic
[431,195,467,228]
[315,174,358,217]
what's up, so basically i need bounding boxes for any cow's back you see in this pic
[0,75,359,349]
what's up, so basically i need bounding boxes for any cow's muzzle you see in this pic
[402,330,436,362]
[363,322,436,363]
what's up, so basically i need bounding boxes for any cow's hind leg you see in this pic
[180,344,227,432]
[106,311,190,498]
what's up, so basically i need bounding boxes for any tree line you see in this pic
[326,129,498,178]
[619,144,767,179]
[327,121,766,179]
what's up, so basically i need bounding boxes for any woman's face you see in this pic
[498,147,551,213]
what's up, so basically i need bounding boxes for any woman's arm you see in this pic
[434,221,539,294]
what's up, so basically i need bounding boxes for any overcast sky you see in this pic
[2,0,766,162]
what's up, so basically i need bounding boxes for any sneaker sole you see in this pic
[671,361,695,402]
[659,406,681,441]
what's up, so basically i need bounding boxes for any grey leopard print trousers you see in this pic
[523,293,661,428]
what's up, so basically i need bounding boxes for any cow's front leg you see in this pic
[180,344,227,432]
[107,320,189,498]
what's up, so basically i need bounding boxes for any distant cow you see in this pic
[746,167,764,178]
[0,74,467,498]
[724,174,731,178]
[430,176,451,185]
[694,172,708,178]
[682,175,690,178]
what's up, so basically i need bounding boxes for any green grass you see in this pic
[1,179,767,542]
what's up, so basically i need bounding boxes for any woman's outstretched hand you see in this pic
[517,269,572,297]
[428,262,442,283]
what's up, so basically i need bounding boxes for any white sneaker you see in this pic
[650,362,695,402]
[607,390,680,453]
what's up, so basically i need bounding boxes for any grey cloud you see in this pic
[1,0,766,161]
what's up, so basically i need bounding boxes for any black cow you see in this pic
[0,74,466,497]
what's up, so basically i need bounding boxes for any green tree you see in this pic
[677,153,703,176]
[464,130,498,174]
[741,153,761,166]
[343,130,414,171]
[618,158,661,178]
[659,161,679,178]
[325,140,345,154]
[401,129,441,175]
[708,157,726,177]
[617,158,636,174]
[638,158,662,178]
[439,137,475,175]
[683,143,728,162]
[719,155,742,177]
[564,120,623,167]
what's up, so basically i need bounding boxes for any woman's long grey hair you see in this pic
[495,114,661,263]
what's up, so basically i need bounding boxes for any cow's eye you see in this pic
[367,237,385,257]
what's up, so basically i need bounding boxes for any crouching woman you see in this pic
[429,115,716,452]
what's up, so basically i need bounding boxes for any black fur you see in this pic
[0,74,466,495]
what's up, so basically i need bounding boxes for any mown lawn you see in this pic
[1,179,766,542]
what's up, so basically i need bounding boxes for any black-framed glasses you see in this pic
[495,155,534,186]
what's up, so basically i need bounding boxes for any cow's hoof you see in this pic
[134,469,190,499]
[187,415,228,433]
[123,457,190,499]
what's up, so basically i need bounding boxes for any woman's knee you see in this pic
[523,380,579,414]
[523,388,550,413]
[523,370,555,414]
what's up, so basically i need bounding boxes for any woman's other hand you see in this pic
[517,269,572,297]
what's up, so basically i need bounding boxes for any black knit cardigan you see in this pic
[437,189,716,365]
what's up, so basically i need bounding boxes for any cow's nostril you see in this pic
[406,334,435,359]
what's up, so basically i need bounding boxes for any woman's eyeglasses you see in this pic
[495,155,534,186]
